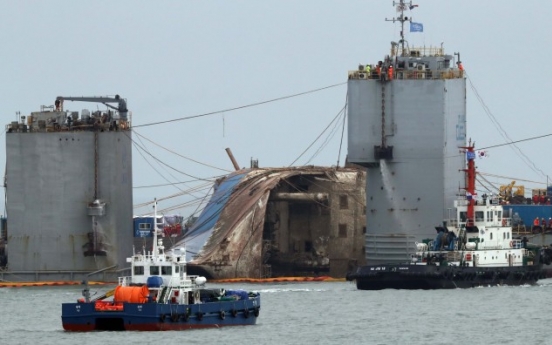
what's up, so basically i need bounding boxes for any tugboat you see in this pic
[346,143,552,290]
[62,199,261,331]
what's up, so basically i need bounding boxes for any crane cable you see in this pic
[132,82,347,128]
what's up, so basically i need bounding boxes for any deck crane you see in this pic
[499,181,526,204]
[55,95,128,121]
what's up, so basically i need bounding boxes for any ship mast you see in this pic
[152,198,159,258]
[385,0,416,57]
[461,142,477,226]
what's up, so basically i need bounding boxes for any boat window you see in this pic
[175,266,179,273]
[179,265,186,279]
[150,266,160,275]
[138,223,151,230]
[487,211,492,221]
[161,266,172,275]
[156,216,163,228]
[460,212,467,222]
[503,232,506,240]
[134,266,144,275]
[490,232,493,240]
[498,210,502,219]
[475,211,484,222]
[507,232,510,239]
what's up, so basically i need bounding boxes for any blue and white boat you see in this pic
[61,200,260,331]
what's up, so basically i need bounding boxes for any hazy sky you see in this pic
[1,0,551,218]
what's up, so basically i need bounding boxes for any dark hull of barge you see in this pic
[347,264,548,290]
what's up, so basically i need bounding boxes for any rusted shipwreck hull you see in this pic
[174,166,366,279]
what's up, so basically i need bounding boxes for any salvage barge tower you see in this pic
[2,96,133,282]
[347,1,467,265]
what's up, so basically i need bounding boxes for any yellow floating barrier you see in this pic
[0,281,113,288]
[0,277,345,287]
[212,276,346,283]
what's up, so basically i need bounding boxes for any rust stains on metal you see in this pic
[186,166,366,279]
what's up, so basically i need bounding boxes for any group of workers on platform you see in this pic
[532,217,552,233]
[361,61,394,81]
[532,193,551,205]
[358,60,464,81]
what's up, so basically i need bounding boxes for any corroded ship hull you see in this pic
[178,166,366,279]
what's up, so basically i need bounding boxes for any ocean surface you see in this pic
[1,279,552,345]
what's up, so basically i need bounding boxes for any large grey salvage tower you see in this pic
[347,1,467,264]
[3,95,133,282]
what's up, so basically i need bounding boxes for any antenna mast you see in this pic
[385,0,415,56]
[152,198,158,258]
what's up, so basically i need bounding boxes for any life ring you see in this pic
[231,309,237,318]
[510,241,513,248]
[219,310,225,320]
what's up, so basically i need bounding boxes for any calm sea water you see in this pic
[1,280,552,345]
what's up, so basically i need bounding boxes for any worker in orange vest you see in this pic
[533,217,541,233]
[388,65,394,80]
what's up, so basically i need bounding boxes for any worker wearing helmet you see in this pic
[365,64,371,77]
[533,217,541,234]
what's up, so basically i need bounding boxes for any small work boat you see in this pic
[62,200,260,331]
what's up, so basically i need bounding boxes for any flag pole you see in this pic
[385,1,418,56]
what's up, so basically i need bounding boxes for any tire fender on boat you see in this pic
[196,312,203,321]
[243,308,250,318]
[171,313,179,322]
[253,307,260,317]
[231,309,238,318]
[219,310,225,320]
[160,314,166,322]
